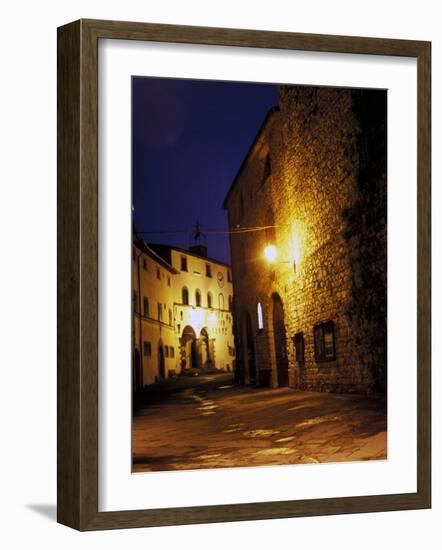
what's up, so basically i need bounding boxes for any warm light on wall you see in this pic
[264,245,278,262]
[292,241,301,265]
[189,308,204,329]
[289,223,305,272]
[208,312,217,327]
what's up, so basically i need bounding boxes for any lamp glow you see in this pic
[264,245,278,262]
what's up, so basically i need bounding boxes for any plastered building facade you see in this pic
[133,238,235,389]
[223,85,387,394]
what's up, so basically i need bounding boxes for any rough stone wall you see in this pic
[226,85,387,394]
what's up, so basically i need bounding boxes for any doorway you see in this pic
[200,327,211,368]
[272,294,289,386]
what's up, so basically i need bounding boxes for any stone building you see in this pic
[133,235,235,390]
[223,85,387,394]
[132,239,178,389]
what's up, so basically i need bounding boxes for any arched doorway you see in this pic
[245,312,256,384]
[133,348,142,392]
[199,327,211,368]
[158,341,166,379]
[272,294,289,386]
[180,325,198,370]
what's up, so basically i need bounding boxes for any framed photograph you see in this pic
[57,19,431,530]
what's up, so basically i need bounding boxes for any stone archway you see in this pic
[272,293,289,386]
[180,325,197,371]
[199,327,209,368]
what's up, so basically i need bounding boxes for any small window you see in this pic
[168,309,172,326]
[133,290,139,314]
[228,295,233,312]
[207,292,212,308]
[195,289,201,307]
[227,270,232,282]
[313,321,336,362]
[182,287,189,305]
[205,263,212,277]
[143,341,151,357]
[293,332,305,363]
[262,154,271,185]
[170,347,175,358]
[219,293,225,310]
[257,302,264,330]
[157,303,163,322]
[156,267,161,280]
[165,346,169,358]
[143,297,149,317]
[167,276,171,286]
[142,257,147,270]
[181,256,188,271]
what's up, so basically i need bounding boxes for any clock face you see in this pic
[217,271,225,288]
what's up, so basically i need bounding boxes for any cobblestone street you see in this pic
[132,372,387,472]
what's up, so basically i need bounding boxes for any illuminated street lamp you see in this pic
[264,244,278,263]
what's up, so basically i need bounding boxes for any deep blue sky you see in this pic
[132,77,277,264]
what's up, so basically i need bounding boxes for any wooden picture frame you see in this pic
[57,18,431,531]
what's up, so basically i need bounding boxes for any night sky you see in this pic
[132,77,277,264]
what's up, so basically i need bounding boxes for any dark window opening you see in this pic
[314,321,336,362]
[181,256,188,271]
[143,297,149,317]
[207,292,212,308]
[262,154,271,185]
[206,263,212,277]
[142,257,148,270]
[182,287,189,305]
[143,341,151,357]
[293,332,305,363]
[157,303,163,322]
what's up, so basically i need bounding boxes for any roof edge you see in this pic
[133,239,179,273]
[222,105,279,210]
[148,242,231,269]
